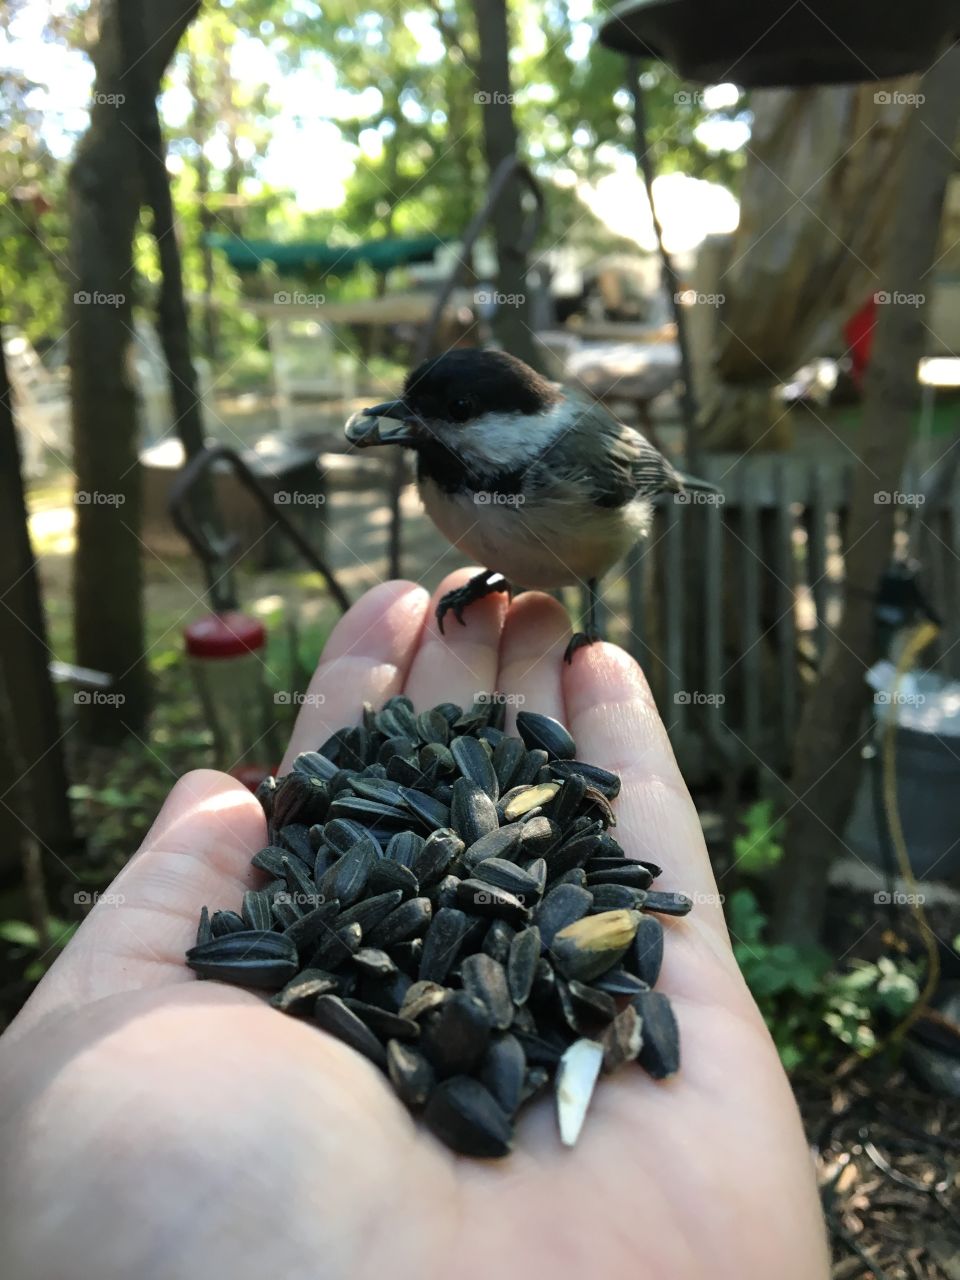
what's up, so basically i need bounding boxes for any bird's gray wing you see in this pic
[537,396,680,509]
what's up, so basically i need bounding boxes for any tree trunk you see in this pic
[0,323,75,883]
[118,0,229,604]
[775,48,960,946]
[69,0,202,742]
[469,0,538,368]
[187,52,219,365]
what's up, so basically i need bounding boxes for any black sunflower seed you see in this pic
[367,896,433,948]
[324,818,379,857]
[399,787,451,832]
[351,947,397,978]
[549,759,621,798]
[492,736,526,792]
[512,1029,562,1067]
[321,845,375,909]
[586,865,653,892]
[379,734,418,765]
[241,889,275,933]
[251,845,293,878]
[519,815,561,857]
[387,1040,436,1109]
[450,735,499,799]
[456,879,529,926]
[271,968,340,1013]
[432,874,462,910]
[348,775,408,806]
[272,772,331,828]
[314,994,387,1068]
[345,998,420,1043]
[512,748,549,787]
[631,990,680,1078]
[423,1076,513,1158]
[642,891,693,917]
[368,859,420,900]
[450,778,499,846]
[460,823,523,872]
[419,907,470,983]
[593,967,651,997]
[420,991,491,1075]
[507,926,541,1005]
[284,855,323,909]
[544,833,602,880]
[283,899,339,951]
[419,742,456,777]
[338,889,405,935]
[523,858,548,896]
[535,883,593,946]
[186,930,299,989]
[417,708,451,745]
[255,773,277,821]
[479,1033,526,1115]
[210,909,246,937]
[292,751,339,783]
[627,915,665,986]
[482,918,516,964]
[515,711,576,761]
[550,867,589,889]
[385,829,425,867]
[412,828,463,886]
[460,954,513,1031]
[548,773,587,828]
[339,727,372,771]
[567,979,617,1023]
[399,980,450,1021]
[471,857,543,902]
[389,939,423,976]
[309,921,362,967]
[196,906,212,946]
[386,756,426,790]
[329,796,408,827]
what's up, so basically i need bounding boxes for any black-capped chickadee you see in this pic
[345,348,716,660]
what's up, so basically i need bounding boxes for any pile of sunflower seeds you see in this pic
[186,697,689,1158]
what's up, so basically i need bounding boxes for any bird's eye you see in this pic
[448,396,474,423]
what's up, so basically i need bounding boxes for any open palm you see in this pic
[0,571,828,1280]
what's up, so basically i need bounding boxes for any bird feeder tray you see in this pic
[598,0,959,86]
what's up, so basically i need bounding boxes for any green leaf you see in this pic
[0,920,39,947]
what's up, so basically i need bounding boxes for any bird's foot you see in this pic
[437,571,512,634]
[563,629,602,664]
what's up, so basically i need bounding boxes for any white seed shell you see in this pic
[556,1038,604,1147]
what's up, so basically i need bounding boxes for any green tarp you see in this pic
[206,234,446,278]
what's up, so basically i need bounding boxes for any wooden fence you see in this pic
[586,452,960,785]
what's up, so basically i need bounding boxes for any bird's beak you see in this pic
[344,401,420,448]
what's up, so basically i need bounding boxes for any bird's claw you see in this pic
[563,630,601,664]
[436,572,511,635]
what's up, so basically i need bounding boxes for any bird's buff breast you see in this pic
[419,478,646,589]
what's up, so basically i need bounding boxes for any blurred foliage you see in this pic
[730,801,922,1072]
[1,0,747,369]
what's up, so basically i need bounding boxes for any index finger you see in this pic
[561,644,738,978]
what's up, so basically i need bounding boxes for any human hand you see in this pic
[0,571,829,1280]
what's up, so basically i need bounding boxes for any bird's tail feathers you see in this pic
[676,472,721,495]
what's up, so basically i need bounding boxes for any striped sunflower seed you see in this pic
[186,930,298,989]
[423,1076,513,1159]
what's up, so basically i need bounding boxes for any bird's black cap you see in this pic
[402,349,560,424]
